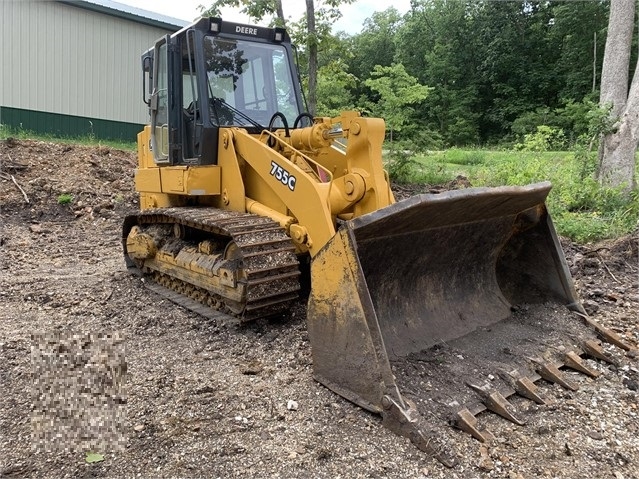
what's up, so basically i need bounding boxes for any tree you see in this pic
[598,0,638,191]
[200,0,285,25]
[315,60,356,116]
[348,8,402,82]
[548,1,608,100]
[364,63,431,139]
[306,0,318,114]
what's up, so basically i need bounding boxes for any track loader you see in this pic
[123,18,637,466]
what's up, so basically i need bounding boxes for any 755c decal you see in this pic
[270,161,296,191]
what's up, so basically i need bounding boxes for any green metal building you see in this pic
[0,0,187,141]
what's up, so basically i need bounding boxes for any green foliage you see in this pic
[554,186,639,244]
[514,125,566,152]
[57,193,74,205]
[200,0,285,25]
[364,63,431,135]
[570,102,616,180]
[385,147,419,183]
[443,148,487,166]
[471,150,639,242]
[386,148,454,185]
[511,108,559,139]
[315,60,357,116]
[348,8,402,81]
[548,2,609,100]
[409,128,445,151]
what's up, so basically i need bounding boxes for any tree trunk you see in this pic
[599,59,639,190]
[306,0,317,115]
[275,0,285,26]
[598,0,637,191]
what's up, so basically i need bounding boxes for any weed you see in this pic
[57,193,74,205]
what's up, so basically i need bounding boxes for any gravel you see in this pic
[1,139,637,478]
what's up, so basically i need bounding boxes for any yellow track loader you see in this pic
[123,18,636,466]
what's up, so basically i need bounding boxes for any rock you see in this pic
[583,299,600,314]
[241,360,263,375]
[477,446,494,471]
[588,430,604,440]
[134,424,145,432]
[287,400,298,411]
[195,385,215,394]
[583,257,599,268]
[564,442,573,456]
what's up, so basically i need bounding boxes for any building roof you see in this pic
[57,0,190,30]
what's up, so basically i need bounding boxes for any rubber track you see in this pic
[125,207,301,321]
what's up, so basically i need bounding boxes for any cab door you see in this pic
[149,35,181,165]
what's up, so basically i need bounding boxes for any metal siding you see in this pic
[1,0,176,126]
[1,106,144,141]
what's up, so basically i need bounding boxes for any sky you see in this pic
[114,0,412,34]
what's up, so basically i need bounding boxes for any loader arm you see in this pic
[225,112,394,257]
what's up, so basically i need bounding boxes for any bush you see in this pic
[514,125,566,151]
[386,148,419,183]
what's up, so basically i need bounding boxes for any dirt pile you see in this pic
[1,139,638,478]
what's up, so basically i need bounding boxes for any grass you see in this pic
[390,148,639,243]
[0,124,137,151]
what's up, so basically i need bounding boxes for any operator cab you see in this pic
[142,17,305,166]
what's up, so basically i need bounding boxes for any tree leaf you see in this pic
[85,452,104,464]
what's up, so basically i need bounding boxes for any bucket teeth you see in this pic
[563,351,601,378]
[582,339,618,365]
[454,408,495,443]
[381,396,458,468]
[532,359,579,391]
[575,312,637,352]
[499,370,547,405]
[467,383,526,425]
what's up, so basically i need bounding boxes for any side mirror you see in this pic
[142,55,153,106]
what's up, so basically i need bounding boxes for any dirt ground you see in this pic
[0,139,638,478]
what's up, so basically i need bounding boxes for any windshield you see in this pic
[203,36,300,128]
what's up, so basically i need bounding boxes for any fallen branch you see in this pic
[596,252,620,283]
[1,172,29,203]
